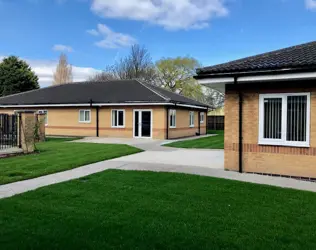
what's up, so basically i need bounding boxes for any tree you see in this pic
[89,71,116,82]
[53,53,73,85]
[0,56,39,97]
[106,45,157,84]
[156,57,204,100]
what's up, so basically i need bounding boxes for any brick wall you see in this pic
[168,109,207,139]
[225,82,316,178]
[0,106,207,140]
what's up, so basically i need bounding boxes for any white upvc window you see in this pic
[38,110,48,125]
[169,109,176,128]
[200,112,205,123]
[189,111,194,127]
[258,93,310,147]
[79,110,91,123]
[112,109,125,128]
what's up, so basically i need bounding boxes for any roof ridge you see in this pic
[150,83,208,106]
[135,79,170,101]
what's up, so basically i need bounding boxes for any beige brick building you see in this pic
[196,41,316,179]
[0,80,208,140]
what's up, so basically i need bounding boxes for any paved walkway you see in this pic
[2,159,316,199]
[76,136,223,168]
[76,135,214,151]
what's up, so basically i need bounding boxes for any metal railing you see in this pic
[0,114,19,150]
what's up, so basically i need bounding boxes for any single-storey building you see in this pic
[0,79,208,139]
[196,41,316,179]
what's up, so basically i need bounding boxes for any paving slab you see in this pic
[110,149,224,169]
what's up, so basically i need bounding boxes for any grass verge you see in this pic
[0,138,141,184]
[165,130,224,149]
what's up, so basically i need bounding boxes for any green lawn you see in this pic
[166,130,224,149]
[0,138,141,185]
[1,170,316,249]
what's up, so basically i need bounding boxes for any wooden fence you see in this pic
[207,116,224,130]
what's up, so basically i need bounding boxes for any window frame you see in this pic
[169,109,176,128]
[189,111,195,128]
[111,109,125,128]
[79,109,91,123]
[38,110,48,126]
[200,112,205,124]
[258,93,310,147]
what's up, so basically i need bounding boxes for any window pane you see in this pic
[287,96,307,142]
[190,112,194,126]
[118,111,124,126]
[169,110,176,127]
[85,111,90,121]
[200,112,204,122]
[264,98,282,139]
[80,111,85,121]
[112,110,117,126]
[169,111,173,127]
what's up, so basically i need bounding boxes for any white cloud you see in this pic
[87,24,137,49]
[52,44,74,53]
[91,0,229,30]
[86,29,99,36]
[0,56,101,88]
[306,0,316,10]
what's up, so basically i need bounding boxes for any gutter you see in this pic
[194,66,316,79]
[0,102,208,110]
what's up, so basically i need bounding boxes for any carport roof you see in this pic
[0,79,208,108]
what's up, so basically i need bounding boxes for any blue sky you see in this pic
[1,0,316,87]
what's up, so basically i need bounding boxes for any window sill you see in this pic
[189,125,195,128]
[79,121,91,124]
[258,141,310,148]
[111,126,125,129]
[169,126,176,129]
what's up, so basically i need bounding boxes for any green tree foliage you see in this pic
[0,56,39,97]
[156,57,204,101]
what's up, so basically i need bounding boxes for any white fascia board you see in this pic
[0,102,208,110]
[238,71,316,82]
[0,103,173,108]
[176,104,208,110]
[197,77,234,85]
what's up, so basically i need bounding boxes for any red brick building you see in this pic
[196,41,316,179]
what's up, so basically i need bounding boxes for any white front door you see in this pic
[133,110,152,138]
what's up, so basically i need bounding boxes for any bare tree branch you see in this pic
[53,53,73,85]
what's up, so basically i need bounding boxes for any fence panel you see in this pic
[0,114,19,150]
[208,116,224,130]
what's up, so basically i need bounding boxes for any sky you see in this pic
[1,0,316,87]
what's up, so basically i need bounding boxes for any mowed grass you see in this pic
[166,130,224,149]
[0,138,141,185]
[1,170,316,249]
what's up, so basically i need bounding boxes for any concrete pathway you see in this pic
[110,149,223,169]
[76,135,214,151]
[2,159,316,199]
[76,136,223,168]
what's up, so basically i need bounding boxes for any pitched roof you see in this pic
[0,79,207,108]
[197,41,316,76]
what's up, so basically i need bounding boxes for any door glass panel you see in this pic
[118,111,124,126]
[141,111,151,137]
[134,111,139,137]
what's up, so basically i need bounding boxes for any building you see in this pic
[0,80,208,139]
[196,41,316,179]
